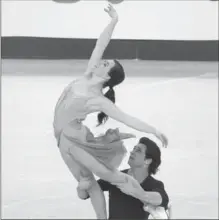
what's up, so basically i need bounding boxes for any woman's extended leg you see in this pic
[68,143,132,185]
[59,147,107,219]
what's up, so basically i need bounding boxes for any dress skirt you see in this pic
[56,120,127,170]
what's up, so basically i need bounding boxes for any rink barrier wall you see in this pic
[1,37,218,61]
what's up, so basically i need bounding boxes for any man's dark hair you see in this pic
[139,137,161,175]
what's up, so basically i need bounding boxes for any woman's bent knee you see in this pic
[77,179,100,200]
[78,176,94,190]
[77,187,89,200]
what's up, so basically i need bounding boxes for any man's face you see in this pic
[128,143,147,167]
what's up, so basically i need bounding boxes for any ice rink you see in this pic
[2,60,218,219]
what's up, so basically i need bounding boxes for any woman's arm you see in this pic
[88,97,168,147]
[85,4,118,76]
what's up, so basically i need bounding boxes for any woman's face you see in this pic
[93,60,115,80]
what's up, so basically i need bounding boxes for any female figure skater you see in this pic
[53,4,168,219]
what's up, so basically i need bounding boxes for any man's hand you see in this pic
[104,4,118,20]
[144,205,169,219]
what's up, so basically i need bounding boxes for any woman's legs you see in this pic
[59,147,107,219]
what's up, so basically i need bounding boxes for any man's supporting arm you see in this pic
[132,181,169,207]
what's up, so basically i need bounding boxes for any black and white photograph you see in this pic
[1,0,218,219]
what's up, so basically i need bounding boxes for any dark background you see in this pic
[2,37,218,61]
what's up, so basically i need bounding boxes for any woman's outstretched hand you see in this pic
[155,131,168,148]
[104,4,118,20]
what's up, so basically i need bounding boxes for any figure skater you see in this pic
[53,4,168,219]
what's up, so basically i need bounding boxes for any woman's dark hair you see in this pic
[139,137,161,175]
[97,60,125,126]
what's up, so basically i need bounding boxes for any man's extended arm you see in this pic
[118,179,169,207]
